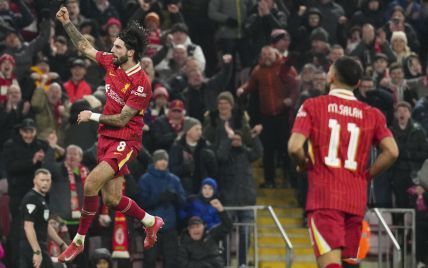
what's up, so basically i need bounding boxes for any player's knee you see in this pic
[102,193,120,208]
[83,176,100,196]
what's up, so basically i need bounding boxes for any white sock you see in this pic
[73,234,86,246]
[141,213,155,227]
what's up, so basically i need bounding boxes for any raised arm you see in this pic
[77,105,138,128]
[56,7,98,61]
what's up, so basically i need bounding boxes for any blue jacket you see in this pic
[180,195,221,230]
[137,165,186,231]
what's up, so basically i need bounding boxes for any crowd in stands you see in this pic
[1,0,428,267]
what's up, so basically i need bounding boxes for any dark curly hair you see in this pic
[118,21,149,63]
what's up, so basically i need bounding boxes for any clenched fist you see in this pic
[56,7,70,24]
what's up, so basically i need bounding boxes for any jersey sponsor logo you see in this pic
[131,86,147,97]
[26,204,36,214]
[121,83,131,93]
[105,85,126,105]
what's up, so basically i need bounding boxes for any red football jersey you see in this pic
[96,52,152,142]
[292,89,392,216]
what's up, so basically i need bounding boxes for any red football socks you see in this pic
[112,196,146,220]
[77,195,99,235]
[325,264,342,268]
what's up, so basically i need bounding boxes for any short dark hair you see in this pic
[34,168,51,177]
[118,21,149,63]
[333,56,363,87]
[395,101,412,112]
[389,62,403,72]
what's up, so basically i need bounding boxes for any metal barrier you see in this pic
[369,208,415,268]
[224,205,294,268]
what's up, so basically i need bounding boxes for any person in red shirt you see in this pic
[63,58,92,103]
[56,7,164,263]
[0,53,18,104]
[288,56,399,268]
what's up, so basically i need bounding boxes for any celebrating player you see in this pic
[56,7,163,262]
[288,56,399,268]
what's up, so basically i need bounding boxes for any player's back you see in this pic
[302,89,389,215]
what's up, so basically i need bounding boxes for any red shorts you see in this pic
[307,209,363,260]
[97,136,141,177]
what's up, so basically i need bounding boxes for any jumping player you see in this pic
[56,7,164,262]
[288,56,399,268]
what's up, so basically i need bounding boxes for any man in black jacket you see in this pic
[3,118,53,267]
[390,101,428,208]
[178,199,232,268]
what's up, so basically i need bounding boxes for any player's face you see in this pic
[201,185,214,199]
[111,39,130,66]
[34,173,52,194]
[188,223,204,240]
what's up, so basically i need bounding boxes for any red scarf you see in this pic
[111,183,130,258]
[65,164,88,219]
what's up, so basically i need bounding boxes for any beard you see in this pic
[113,55,128,67]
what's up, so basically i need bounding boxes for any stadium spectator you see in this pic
[371,53,390,88]
[0,84,30,150]
[180,177,221,230]
[48,36,75,81]
[389,101,428,208]
[0,53,17,104]
[237,46,298,188]
[350,0,385,28]
[143,12,162,58]
[169,117,217,194]
[380,62,418,105]
[350,23,395,68]
[215,125,262,267]
[150,99,184,151]
[208,0,253,68]
[99,17,122,51]
[91,248,112,268]
[31,82,70,145]
[181,54,233,122]
[301,27,331,70]
[307,0,345,44]
[0,0,33,33]
[3,118,53,267]
[156,44,188,81]
[390,31,412,64]
[244,0,287,61]
[177,202,232,268]
[137,149,186,268]
[63,58,93,104]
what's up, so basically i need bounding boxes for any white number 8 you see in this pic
[117,141,126,152]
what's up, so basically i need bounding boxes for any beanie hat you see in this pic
[201,177,218,193]
[188,216,204,226]
[182,117,201,134]
[153,86,169,100]
[310,27,329,43]
[91,248,112,266]
[152,149,169,163]
[104,17,122,30]
[217,91,235,106]
[0,53,15,66]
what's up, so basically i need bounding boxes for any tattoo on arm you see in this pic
[63,22,95,60]
[99,105,138,128]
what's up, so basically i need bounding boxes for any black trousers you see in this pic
[143,229,178,268]
[19,241,53,268]
[259,114,295,186]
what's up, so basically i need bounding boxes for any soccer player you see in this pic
[288,56,399,268]
[56,7,164,262]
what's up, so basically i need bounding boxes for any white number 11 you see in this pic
[324,119,360,170]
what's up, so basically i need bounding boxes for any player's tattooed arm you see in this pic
[63,22,97,61]
[99,105,138,128]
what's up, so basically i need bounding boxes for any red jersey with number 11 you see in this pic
[96,52,152,142]
[291,89,392,216]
